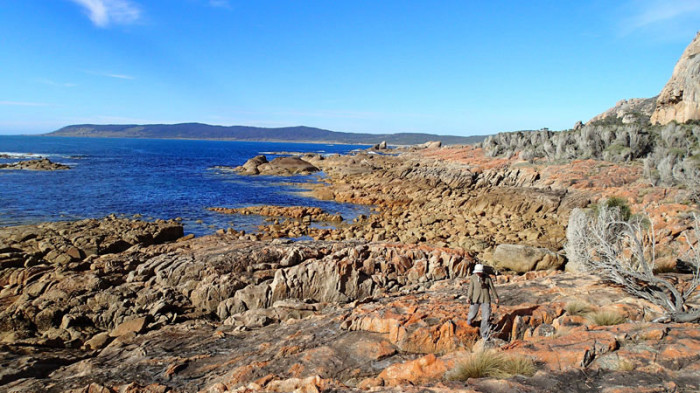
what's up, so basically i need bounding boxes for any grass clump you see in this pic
[564,300,594,316]
[447,350,536,380]
[587,309,627,326]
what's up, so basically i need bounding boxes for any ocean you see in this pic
[0,136,370,236]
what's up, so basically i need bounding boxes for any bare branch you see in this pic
[565,201,700,323]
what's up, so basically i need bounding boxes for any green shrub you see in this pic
[587,310,627,326]
[447,350,536,380]
[604,143,628,153]
[603,197,632,220]
[589,197,633,221]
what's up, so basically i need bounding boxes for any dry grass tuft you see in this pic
[552,325,573,338]
[564,300,594,316]
[447,350,536,380]
[616,358,637,371]
[459,335,478,351]
[587,309,627,326]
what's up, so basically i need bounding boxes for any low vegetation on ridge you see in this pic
[482,120,700,189]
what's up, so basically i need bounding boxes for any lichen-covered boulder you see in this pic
[491,244,564,273]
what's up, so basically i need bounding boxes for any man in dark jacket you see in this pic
[466,263,499,339]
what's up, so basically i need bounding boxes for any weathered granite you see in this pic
[651,32,700,124]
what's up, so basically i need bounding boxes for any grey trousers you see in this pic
[467,303,492,339]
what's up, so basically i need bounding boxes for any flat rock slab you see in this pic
[110,317,148,338]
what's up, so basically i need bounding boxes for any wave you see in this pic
[0,152,82,160]
[0,152,45,159]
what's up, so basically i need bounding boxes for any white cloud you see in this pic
[105,73,135,80]
[0,101,51,107]
[621,0,700,36]
[69,0,142,27]
[84,70,136,80]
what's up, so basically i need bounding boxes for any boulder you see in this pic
[370,141,388,150]
[267,156,319,175]
[84,332,112,350]
[421,141,441,149]
[238,155,268,174]
[234,155,319,175]
[491,244,564,273]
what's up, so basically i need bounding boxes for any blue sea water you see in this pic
[0,136,370,236]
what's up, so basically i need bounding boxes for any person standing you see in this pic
[466,263,499,340]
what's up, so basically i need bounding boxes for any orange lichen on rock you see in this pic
[376,353,451,387]
[343,295,482,353]
[419,145,516,172]
[222,361,271,387]
[504,329,619,370]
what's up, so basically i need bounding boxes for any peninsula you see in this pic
[46,123,486,146]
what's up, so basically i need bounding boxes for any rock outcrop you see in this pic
[232,155,319,175]
[0,216,183,269]
[651,32,700,125]
[292,150,590,259]
[0,158,70,171]
[588,97,657,125]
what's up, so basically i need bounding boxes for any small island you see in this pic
[0,158,70,171]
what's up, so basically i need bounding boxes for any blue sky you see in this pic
[1,0,700,136]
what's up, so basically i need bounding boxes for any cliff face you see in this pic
[651,32,700,125]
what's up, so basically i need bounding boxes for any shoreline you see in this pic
[39,133,375,146]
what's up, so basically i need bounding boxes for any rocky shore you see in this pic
[2,141,699,392]
[5,28,700,393]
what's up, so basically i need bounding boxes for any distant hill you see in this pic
[45,123,486,145]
